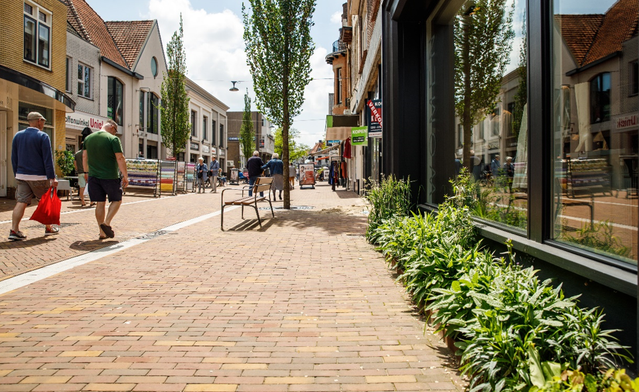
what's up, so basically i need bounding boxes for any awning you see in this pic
[326,126,353,141]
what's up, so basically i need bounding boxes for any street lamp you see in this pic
[230,81,239,92]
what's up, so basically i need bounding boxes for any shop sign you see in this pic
[211,147,217,155]
[615,114,638,131]
[190,142,199,151]
[228,160,234,167]
[202,145,210,154]
[219,149,225,157]
[326,139,340,146]
[367,99,382,138]
[228,137,239,141]
[65,111,109,131]
[351,126,368,146]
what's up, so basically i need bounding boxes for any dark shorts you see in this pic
[88,177,122,202]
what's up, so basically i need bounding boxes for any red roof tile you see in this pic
[583,0,639,66]
[106,21,155,70]
[65,0,129,68]
[556,14,603,66]
[558,0,638,68]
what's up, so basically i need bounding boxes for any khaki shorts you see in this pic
[16,179,50,204]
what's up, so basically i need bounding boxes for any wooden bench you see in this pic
[220,177,274,230]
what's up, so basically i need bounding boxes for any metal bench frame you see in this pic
[220,177,274,230]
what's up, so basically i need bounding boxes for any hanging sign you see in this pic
[351,126,368,146]
[367,99,382,138]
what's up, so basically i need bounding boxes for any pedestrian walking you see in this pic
[82,119,129,240]
[9,112,60,241]
[196,157,208,193]
[262,153,284,200]
[208,156,220,193]
[74,130,95,207]
[247,151,264,197]
[288,163,296,189]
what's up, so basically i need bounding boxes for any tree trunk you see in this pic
[462,14,472,174]
[283,4,291,210]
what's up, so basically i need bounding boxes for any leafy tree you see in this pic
[160,15,190,158]
[239,91,255,167]
[242,0,316,209]
[455,0,514,171]
[274,127,308,162]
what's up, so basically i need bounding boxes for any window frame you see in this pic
[23,1,51,69]
[191,110,197,137]
[77,63,92,99]
[589,72,611,124]
[107,77,124,126]
[337,68,343,104]
[630,61,638,97]
[202,116,208,141]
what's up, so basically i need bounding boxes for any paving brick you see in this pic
[0,185,465,391]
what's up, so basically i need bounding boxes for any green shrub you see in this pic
[366,174,631,391]
[55,150,75,176]
[365,174,412,242]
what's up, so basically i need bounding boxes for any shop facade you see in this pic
[381,0,638,359]
[185,78,229,169]
[0,0,75,198]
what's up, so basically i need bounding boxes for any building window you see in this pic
[212,120,217,145]
[590,73,611,124]
[630,61,638,96]
[139,91,145,130]
[65,57,71,92]
[219,124,224,148]
[553,2,637,265]
[24,1,51,68]
[151,57,158,77]
[203,116,208,140]
[147,144,158,159]
[107,77,124,126]
[191,110,197,137]
[451,0,527,231]
[337,68,343,104]
[77,63,92,98]
[148,93,159,134]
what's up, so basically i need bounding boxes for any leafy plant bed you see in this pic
[365,174,636,391]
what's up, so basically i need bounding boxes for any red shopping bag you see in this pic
[30,187,61,225]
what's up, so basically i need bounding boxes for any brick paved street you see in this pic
[0,183,465,391]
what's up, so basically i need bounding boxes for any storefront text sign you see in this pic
[367,99,382,138]
[65,112,109,131]
[615,114,638,131]
[352,126,368,146]
[202,145,210,154]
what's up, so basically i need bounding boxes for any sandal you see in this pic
[100,223,114,238]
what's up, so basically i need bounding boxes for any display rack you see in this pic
[175,162,196,193]
[565,158,611,198]
[159,160,177,195]
[125,159,160,197]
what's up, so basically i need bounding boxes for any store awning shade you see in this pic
[326,127,352,141]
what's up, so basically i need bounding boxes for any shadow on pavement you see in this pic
[69,239,119,251]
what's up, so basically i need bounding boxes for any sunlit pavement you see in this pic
[0,182,465,391]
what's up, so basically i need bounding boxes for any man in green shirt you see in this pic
[82,119,129,240]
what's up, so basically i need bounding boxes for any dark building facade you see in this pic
[381,0,638,362]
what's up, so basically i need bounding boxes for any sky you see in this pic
[89,0,346,148]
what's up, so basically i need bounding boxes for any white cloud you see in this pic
[330,11,342,25]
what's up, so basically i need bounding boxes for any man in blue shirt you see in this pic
[9,112,59,241]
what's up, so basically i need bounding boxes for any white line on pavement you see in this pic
[0,206,236,296]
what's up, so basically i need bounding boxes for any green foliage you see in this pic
[55,150,75,176]
[452,168,527,230]
[364,175,413,241]
[367,175,631,391]
[243,0,316,208]
[240,92,255,163]
[560,221,630,258]
[528,347,639,392]
[454,0,515,170]
[273,127,307,161]
[160,14,190,158]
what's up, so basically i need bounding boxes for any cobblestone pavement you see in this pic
[0,182,465,391]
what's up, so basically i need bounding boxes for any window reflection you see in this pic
[453,0,527,231]
[553,0,638,264]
